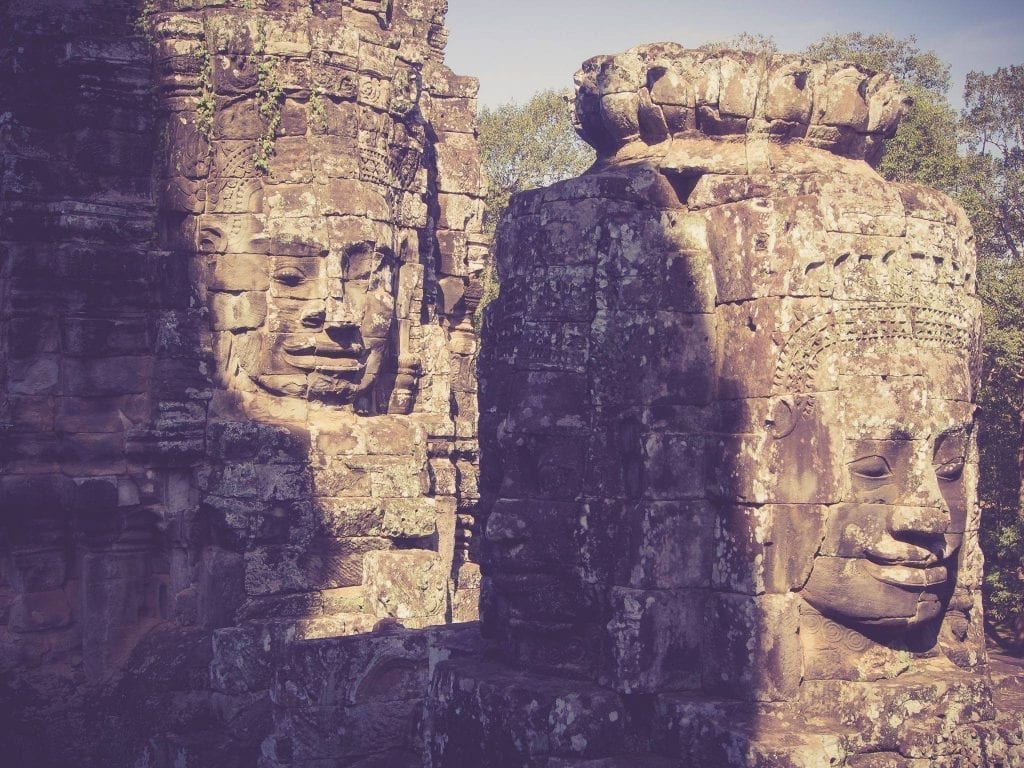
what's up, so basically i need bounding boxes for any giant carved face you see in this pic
[798,355,973,630]
[203,205,400,409]
[255,224,396,402]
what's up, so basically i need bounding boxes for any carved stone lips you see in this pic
[283,338,364,372]
[865,561,948,588]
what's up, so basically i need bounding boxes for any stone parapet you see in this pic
[573,43,911,165]
[436,42,1023,767]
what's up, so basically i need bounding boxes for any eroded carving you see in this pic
[0,0,486,763]
[428,45,1023,767]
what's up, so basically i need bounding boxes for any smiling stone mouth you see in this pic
[864,561,948,588]
[282,339,365,372]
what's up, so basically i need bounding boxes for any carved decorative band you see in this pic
[774,302,979,395]
[572,43,910,161]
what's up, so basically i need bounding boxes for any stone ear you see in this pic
[767,397,798,439]
[198,225,226,254]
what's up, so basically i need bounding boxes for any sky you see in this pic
[444,0,1024,109]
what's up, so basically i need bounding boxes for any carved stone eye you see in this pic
[849,454,893,480]
[934,457,965,482]
[273,268,305,287]
[934,431,968,481]
[198,226,226,254]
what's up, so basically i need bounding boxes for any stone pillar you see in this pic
[1,0,487,763]
[149,0,485,638]
[429,45,1024,767]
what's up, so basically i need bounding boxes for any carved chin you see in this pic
[306,370,376,401]
[801,557,951,630]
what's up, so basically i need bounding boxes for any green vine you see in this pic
[134,0,157,42]
[251,17,282,173]
[309,85,326,134]
[196,46,215,142]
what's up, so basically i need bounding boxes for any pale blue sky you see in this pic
[444,0,1024,108]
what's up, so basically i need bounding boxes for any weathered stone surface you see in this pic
[427,658,628,767]
[434,43,1022,767]
[0,0,485,763]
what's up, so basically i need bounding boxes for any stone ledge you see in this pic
[573,44,911,166]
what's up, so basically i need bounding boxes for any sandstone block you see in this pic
[605,587,704,693]
[362,549,446,621]
[701,592,801,701]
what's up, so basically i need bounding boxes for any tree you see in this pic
[477,89,595,234]
[804,33,951,95]
[961,66,1024,642]
[803,34,963,193]
[698,32,778,55]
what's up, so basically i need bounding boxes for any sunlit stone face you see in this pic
[205,203,400,408]
[254,237,396,402]
[801,356,973,630]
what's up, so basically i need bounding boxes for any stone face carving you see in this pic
[234,220,399,405]
[0,0,486,764]
[151,0,486,630]
[428,45,1023,766]
[154,6,445,417]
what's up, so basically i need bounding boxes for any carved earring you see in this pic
[767,397,798,439]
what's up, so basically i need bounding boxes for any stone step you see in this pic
[989,651,1024,712]
[546,756,678,767]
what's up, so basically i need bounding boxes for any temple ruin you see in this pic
[428,43,1024,767]
[2,0,485,763]
[1,2,1022,767]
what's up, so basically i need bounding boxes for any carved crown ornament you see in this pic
[766,248,982,440]
[572,44,912,165]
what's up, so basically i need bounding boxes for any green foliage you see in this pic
[802,33,963,196]
[963,65,1024,263]
[804,33,950,95]
[874,88,962,191]
[698,32,779,54]
[309,86,327,134]
[134,0,157,42]
[961,65,1024,639]
[196,46,215,142]
[252,18,283,174]
[477,89,595,233]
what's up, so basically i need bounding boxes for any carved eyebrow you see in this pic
[937,423,972,441]
[269,238,328,256]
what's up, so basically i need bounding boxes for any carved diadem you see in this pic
[573,43,911,165]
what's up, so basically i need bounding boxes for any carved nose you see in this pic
[903,465,947,508]
[324,296,359,328]
[889,505,949,537]
[301,302,325,328]
[884,504,950,563]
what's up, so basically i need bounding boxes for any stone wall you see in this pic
[0,0,486,764]
[5,11,1022,766]
[1,0,166,714]
[429,45,1024,767]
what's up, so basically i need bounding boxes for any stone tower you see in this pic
[0,0,486,764]
[429,44,1024,767]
